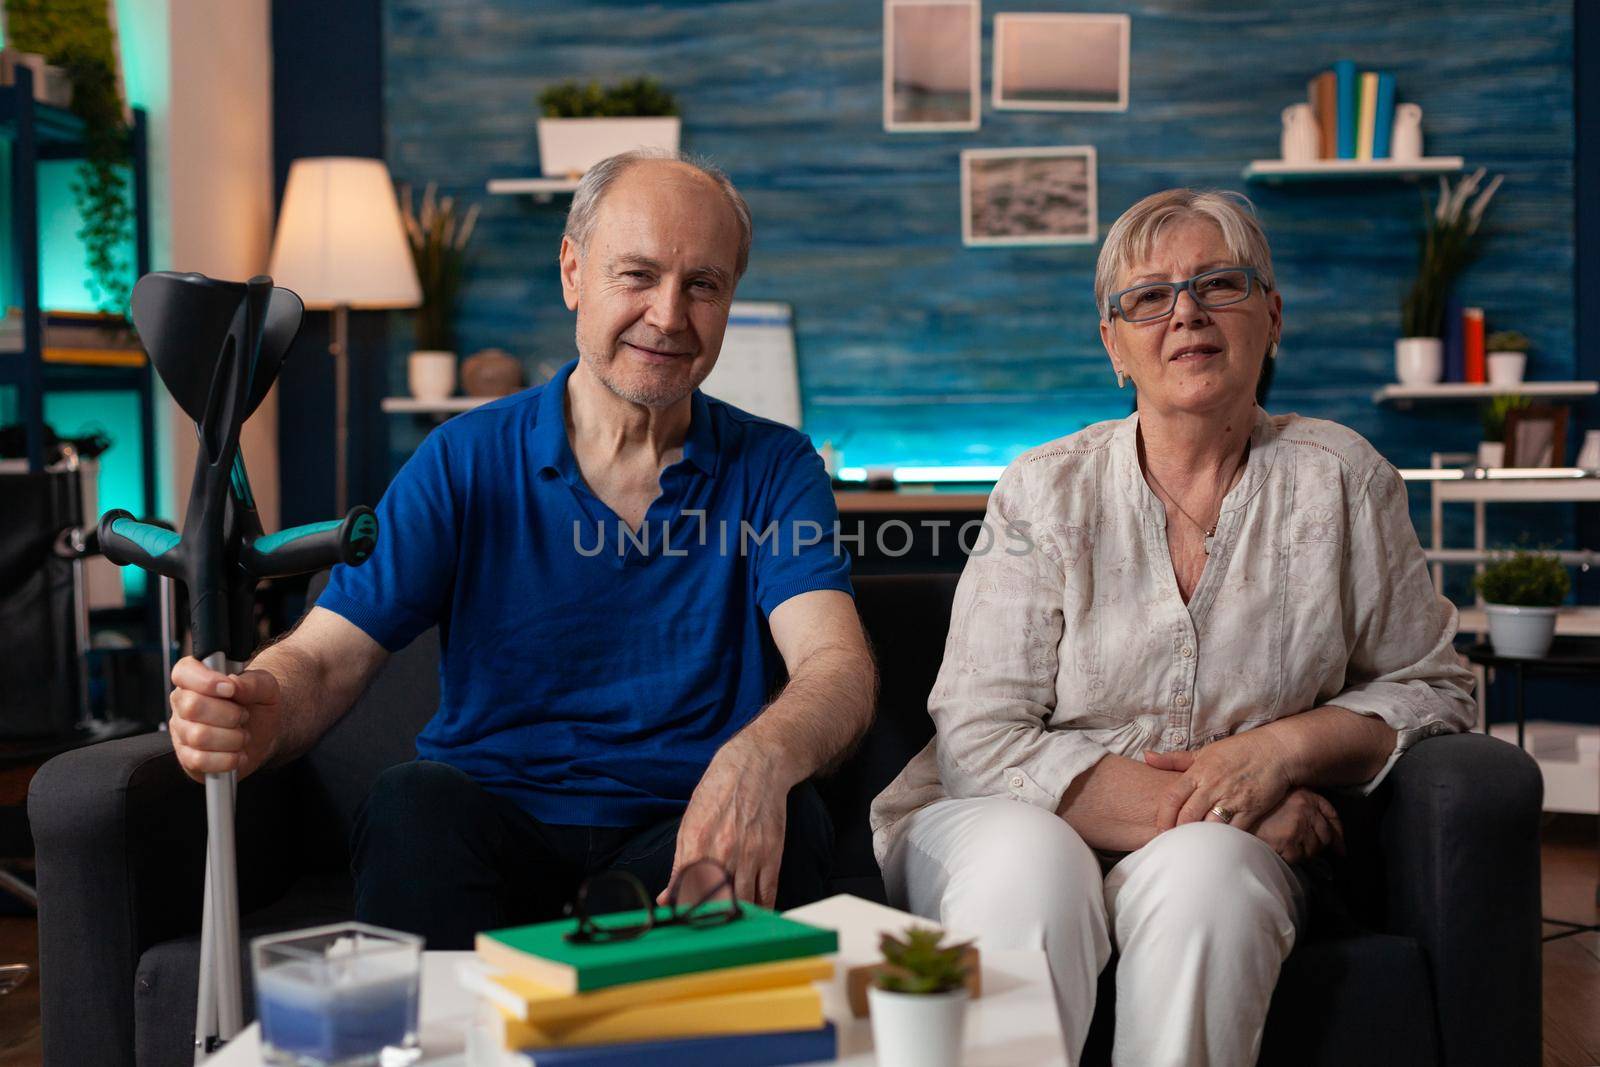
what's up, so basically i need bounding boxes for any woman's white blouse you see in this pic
[869,409,1477,865]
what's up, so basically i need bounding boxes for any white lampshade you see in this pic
[268,157,422,310]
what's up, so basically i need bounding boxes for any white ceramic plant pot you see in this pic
[1395,337,1443,386]
[536,116,682,178]
[408,350,457,401]
[1483,603,1558,659]
[1476,441,1505,468]
[867,986,968,1067]
[1487,352,1526,385]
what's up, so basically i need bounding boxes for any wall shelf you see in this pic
[485,177,581,202]
[1374,381,1599,406]
[380,396,493,415]
[1242,157,1464,183]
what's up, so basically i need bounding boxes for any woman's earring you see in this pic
[1116,370,1127,389]
[1268,340,1280,360]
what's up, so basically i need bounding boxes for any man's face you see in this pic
[560,162,742,409]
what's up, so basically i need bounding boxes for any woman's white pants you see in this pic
[882,796,1307,1067]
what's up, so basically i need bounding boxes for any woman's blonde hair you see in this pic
[1094,189,1275,321]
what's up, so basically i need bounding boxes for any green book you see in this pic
[474,904,838,994]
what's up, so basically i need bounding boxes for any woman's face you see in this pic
[1099,217,1282,418]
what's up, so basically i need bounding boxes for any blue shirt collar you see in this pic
[533,359,719,482]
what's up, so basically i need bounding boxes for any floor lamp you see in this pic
[268,157,420,512]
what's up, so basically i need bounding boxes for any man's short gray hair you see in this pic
[1095,188,1276,320]
[563,148,754,278]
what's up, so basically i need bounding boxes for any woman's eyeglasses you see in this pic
[563,858,743,944]
[1108,266,1264,323]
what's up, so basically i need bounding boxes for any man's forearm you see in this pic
[723,643,877,788]
[1056,754,1183,852]
[244,615,375,768]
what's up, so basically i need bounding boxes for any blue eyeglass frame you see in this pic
[1107,266,1266,322]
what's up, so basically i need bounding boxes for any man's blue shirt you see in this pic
[318,360,852,827]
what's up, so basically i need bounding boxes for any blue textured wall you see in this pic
[382,0,1574,479]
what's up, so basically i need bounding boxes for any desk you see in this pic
[204,895,1067,1066]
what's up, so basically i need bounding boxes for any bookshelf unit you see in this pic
[0,68,155,515]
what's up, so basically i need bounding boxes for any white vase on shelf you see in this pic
[1280,104,1320,163]
[1390,103,1424,161]
[1487,352,1526,385]
[407,350,456,401]
[1395,337,1443,385]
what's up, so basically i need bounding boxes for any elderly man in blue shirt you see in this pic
[163,150,877,947]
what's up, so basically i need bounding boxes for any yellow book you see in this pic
[42,347,147,367]
[1356,72,1378,161]
[481,955,833,1025]
[490,982,824,1050]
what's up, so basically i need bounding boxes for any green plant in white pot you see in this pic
[868,927,973,1067]
[1485,330,1530,386]
[401,183,478,401]
[536,78,680,178]
[1474,550,1570,658]
[1396,169,1502,386]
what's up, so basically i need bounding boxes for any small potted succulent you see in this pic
[1486,330,1530,386]
[1474,550,1570,658]
[1397,169,1502,385]
[536,77,680,178]
[867,927,973,1067]
[400,183,479,400]
[1477,393,1529,468]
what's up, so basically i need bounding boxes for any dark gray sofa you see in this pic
[29,573,1543,1066]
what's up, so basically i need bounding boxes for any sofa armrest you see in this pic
[28,731,312,1065]
[1377,732,1543,1067]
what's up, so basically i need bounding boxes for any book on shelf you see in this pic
[475,903,837,995]
[459,955,834,1025]
[1372,72,1397,158]
[1464,307,1486,383]
[1308,71,1337,159]
[1444,296,1466,383]
[1332,60,1358,159]
[497,1022,838,1067]
[1356,71,1378,161]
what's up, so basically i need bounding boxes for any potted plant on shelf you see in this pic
[400,183,479,401]
[868,927,973,1067]
[536,77,680,179]
[1397,168,1503,386]
[1486,330,1530,386]
[1474,549,1570,659]
[1477,393,1529,468]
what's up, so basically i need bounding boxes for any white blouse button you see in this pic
[1009,774,1025,789]
[1181,646,1194,658]
[1175,694,1190,707]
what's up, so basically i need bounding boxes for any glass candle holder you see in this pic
[251,922,423,1067]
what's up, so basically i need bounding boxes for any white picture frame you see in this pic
[961,146,1098,247]
[992,13,1130,113]
[883,0,981,132]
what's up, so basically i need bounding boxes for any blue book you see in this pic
[1371,72,1397,158]
[1333,60,1358,159]
[524,1023,837,1067]
[1444,295,1465,382]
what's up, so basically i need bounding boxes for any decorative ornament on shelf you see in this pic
[1485,330,1530,386]
[401,182,479,400]
[1474,549,1570,659]
[461,348,523,398]
[867,927,975,1067]
[535,77,681,178]
[1396,168,1503,385]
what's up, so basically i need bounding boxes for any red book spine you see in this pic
[1464,307,1486,383]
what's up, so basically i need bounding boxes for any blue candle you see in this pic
[257,956,419,1065]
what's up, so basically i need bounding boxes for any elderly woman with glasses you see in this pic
[871,188,1475,1066]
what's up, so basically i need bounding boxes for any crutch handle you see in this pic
[239,506,378,579]
[98,510,186,580]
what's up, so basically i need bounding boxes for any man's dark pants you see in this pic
[351,760,836,948]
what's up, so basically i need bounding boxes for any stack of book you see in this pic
[1442,301,1488,383]
[462,903,840,1066]
[39,310,145,366]
[1306,61,1398,161]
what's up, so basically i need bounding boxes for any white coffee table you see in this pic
[205,894,1068,1066]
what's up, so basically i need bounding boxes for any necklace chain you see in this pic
[1145,465,1222,539]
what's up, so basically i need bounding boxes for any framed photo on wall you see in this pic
[992,12,1130,112]
[883,0,981,132]
[961,146,1098,247]
[1503,405,1569,468]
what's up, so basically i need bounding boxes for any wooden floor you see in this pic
[0,816,1595,1066]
